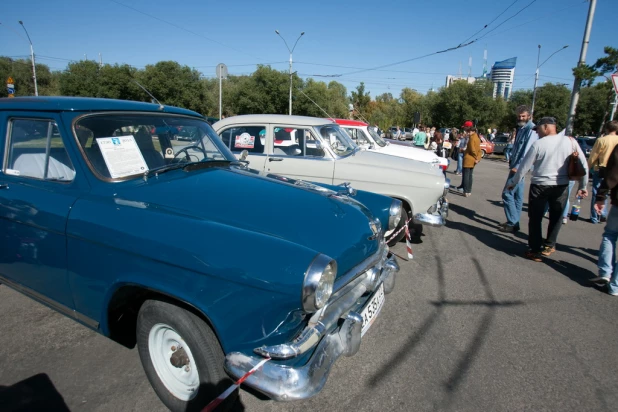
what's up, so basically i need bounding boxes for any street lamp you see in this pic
[18,20,38,96]
[531,44,568,116]
[275,30,305,115]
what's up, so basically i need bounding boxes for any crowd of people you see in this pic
[443,104,618,296]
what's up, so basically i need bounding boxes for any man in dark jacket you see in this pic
[592,143,618,295]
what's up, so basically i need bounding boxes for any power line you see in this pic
[459,0,521,45]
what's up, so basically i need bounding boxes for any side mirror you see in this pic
[239,149,248,161]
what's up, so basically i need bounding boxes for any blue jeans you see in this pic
[455,152,463,174]
[590,170,609,223]
[504,144,513,162]
[600,206,618,293]
[502,171,525,226]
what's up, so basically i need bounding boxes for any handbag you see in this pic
[568,137,587,180]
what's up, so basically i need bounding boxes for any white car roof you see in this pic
[213,114,335,130]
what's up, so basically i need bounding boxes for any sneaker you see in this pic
[601,216,607,223]
[589,276,610,286]
[562,218,567,225]
[541,246,556,257]
[498,222,509,228]
[498,224,519,233]
[465,193,471,197]
[525,250,543,262]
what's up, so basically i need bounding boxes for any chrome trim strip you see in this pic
[0,275,99,329]
[333,239,386,293]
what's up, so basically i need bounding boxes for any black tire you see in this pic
[136,299,235,412]
[387,208,409,247]
[481,149,487,158]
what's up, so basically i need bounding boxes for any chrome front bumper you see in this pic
[224,252,399,401]
[413,196,449,227]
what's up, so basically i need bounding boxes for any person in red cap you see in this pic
[456,120,481,197]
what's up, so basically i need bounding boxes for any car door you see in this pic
[264,125,335,184]
[0,114,86,310]
[218,124,268,172]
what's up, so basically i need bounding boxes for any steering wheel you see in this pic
[174,145,208,162]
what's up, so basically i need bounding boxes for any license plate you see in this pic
[360,283,385,336]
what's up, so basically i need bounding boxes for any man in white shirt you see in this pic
[507,117,589,261]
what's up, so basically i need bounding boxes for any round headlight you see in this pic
[302,254,337,312]
[388,199,403,230]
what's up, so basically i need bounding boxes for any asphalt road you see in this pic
[2,154,617,412]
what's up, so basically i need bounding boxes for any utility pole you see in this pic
[565,0,597,136]
[18,21,38,96]
[531,45,568,116]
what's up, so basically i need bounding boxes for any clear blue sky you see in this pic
[1,0,615,98]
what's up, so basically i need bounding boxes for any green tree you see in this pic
[59,60,101,97]
[136,61,208,114]
[574,82,613,135]
[350,82,371,116]
[0,57,59,97]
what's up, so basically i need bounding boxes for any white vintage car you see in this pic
[213,115,448,245]
[335,119,449,172]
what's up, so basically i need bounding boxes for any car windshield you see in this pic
[74,113,235,180]
[315,124,357,157]
[367,127,387,147]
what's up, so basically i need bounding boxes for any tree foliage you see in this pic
[2,52,613,136]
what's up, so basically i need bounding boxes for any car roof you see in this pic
[0,96,202,117]
[331,118,368,127]
[213,114,335,129]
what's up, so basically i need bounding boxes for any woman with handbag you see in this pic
[506,117,589,262]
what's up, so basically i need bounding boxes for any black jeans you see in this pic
[462,167,474,193]
[528,184,569,252]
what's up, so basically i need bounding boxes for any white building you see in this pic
[445,75,477,87]
[490,57,517,100]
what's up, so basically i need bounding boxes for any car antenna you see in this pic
[297,89,334,120]
[133,80,164,111]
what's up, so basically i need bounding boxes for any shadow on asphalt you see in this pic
[448,203,598,288]
[486,199,529,214]
[367,256,524,409]
[0,374,70,412]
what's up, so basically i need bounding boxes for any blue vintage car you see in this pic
[0,97,400,411]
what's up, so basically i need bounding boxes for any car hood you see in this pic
[340,150,442,176]
[374,144,439,163]
[109,166,381,278]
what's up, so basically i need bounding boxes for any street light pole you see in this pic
[275,30,304,115]
[531,45,541,117]
[565,0,597,136]
[531,45,569,117]
[18,20,38,96]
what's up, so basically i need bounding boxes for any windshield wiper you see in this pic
[144,162,196,178]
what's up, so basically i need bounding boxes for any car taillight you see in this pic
[441,165,447,171]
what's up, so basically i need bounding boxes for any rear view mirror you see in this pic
[239,149,248,161]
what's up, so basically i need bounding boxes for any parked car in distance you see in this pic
[0,97,401,411]
[403,128,414,140]
[334,119,449,173]
[492,133,510,154]
[479,135,494,158]
[385,126,398,139]
[213,115,449,246]
[576,136,596,157]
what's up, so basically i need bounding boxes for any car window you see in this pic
[342,127,370,145]
[316,124,357,157]
[273,127,325,158]
[219,126,266,154]
[75,114,232,180]
[5,118,75,182]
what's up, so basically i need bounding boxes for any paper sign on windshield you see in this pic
[235,133,255,149]
[96,136,149,178]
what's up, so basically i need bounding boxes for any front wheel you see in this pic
[481,149,487,158]
[136,300,235,412]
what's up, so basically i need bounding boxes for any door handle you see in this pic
[268,157,283,162]
[0,183,8,190]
